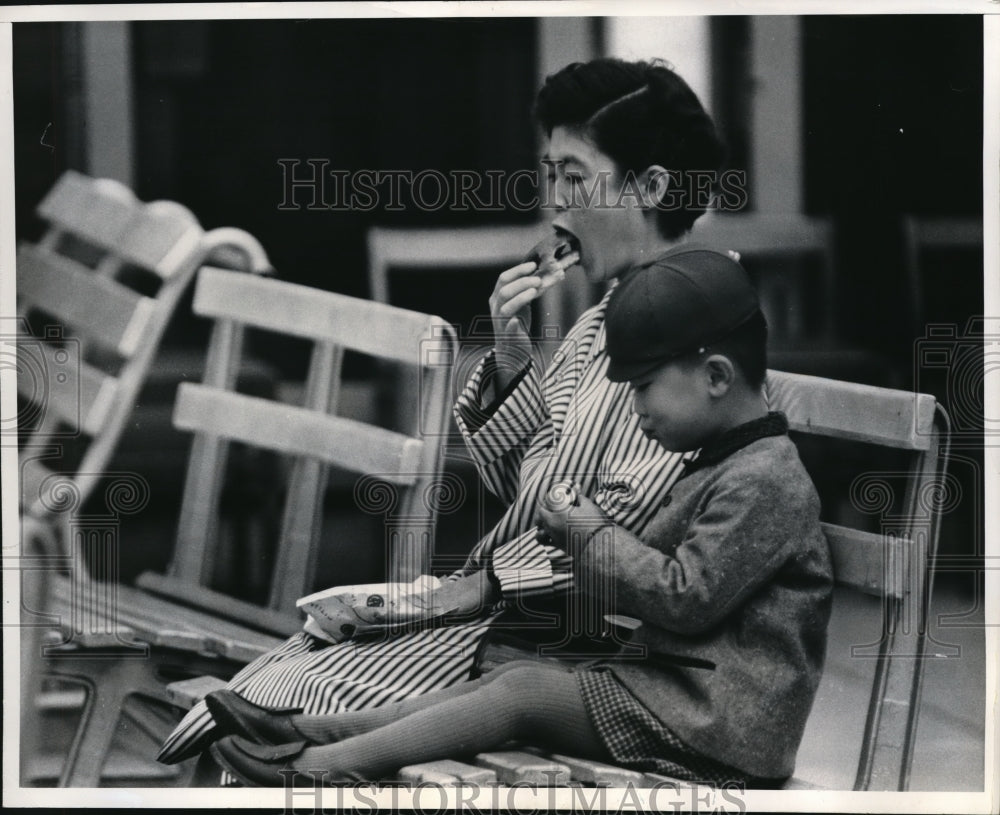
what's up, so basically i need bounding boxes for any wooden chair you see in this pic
[367,222,595,350]
[136,267,458,623]
[16,169,273,527]
[367,215,835,348]
[397,369,950,791]
[367,216,877,383]
[365,221,595,488]
[691,213,897,384]
[39,267,457,785]
[14,170,273,787]
[900,214,983,336]
[690,213,837,346]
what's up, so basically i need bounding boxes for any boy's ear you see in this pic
[704,354,736,396]
[640,165,671,208]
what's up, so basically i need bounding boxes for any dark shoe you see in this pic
[205,690,306,745]
[210,736,314,787]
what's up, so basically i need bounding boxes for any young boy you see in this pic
[206,246,833,788]
[537,245,835,783]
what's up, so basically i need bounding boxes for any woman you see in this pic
[157,56,726,777]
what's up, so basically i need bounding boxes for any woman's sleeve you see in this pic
[453,351,552,505]
[573,477,805,635]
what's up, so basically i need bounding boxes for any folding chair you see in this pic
[406,370,950,791]
[40,267,457,785]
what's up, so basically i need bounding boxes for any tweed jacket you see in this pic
[576,414,834,780]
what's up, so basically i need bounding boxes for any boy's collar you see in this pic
[682,411,789,475]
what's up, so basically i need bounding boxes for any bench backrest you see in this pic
[136,268,457,636]
[765,369,950,790]
[16,170,272,523]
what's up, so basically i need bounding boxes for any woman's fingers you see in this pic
[490,259,546,348]
[496,272,542,302]
[498,285,542,318]
[495,260,539,287]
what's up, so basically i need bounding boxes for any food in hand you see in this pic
[525,233,581,290]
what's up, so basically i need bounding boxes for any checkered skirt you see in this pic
[576,667,757,787]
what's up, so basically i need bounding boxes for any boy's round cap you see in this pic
[605,244,761,383]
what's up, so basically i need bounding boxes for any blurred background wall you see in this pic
[14,16,984,355]
[12,14,985,573]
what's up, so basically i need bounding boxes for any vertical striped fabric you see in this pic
[158,287,688,768]
[452,288,690,596]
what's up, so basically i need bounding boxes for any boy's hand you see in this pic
[535,494,610,557]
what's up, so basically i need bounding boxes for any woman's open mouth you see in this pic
[552,226,582,268]
[525,228,582,290]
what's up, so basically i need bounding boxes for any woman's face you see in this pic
[544,125,654,284]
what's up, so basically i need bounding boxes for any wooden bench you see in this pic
[159,370,949,792]
[16,171,273,787]
[465,370,950,791]
[34,267,458,787]
[17,170,272,525]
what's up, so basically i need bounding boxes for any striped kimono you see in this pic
[157,286,686,764]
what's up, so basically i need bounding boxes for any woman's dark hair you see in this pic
[535,58,725,239]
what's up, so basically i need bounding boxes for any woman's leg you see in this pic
[290,659,566,742]
[290,664,609,781]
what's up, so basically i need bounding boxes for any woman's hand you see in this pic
[412,573,496,619]
[488,260,543,392]
[535,494,610,557]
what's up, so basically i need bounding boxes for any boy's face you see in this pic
[628,358,716,453]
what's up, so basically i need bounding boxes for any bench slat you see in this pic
[165,675,230,709]
[474,751,572,785]
[397,760,498,786]
[19,456,55,514]
[824,524,906,599]
[36,170,136,250]
[47,576,282,663]
[173,383,424,484]
[193,267,450,365]
[135,573,305,637]
[17,341,116,435]
[639,772,700,789]
[395,766,463,786]
[18,245,152,357]
[545,753,646,786]
[117,200,203,278]
[767,369,935,450]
